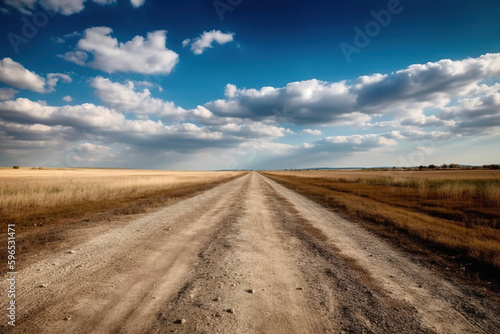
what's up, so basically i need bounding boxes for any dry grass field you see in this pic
[2,171,500,333]
[0,167,243,229]
[263,169,500,282]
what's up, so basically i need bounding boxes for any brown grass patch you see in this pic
[262,170,500,285]
[0,168,245,266]
[0,168,244,226]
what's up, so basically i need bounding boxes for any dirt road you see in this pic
[1,172,499,333]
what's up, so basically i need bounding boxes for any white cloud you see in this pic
[438,86,500,136]
[2,53,500,169]
[41,0,88,15]
[66,27,179,74]
[0,58,46,93]
[184,30,235,55]
[62,95,73,102]
[90,76,186,119]
[3,0,129,15]
[0,58,70,93]
[78,142,110,153]
[303,129,322,135]
[53,31,81,44]
[46,73,72,92]
[130,0,145,8]
[0,88,19,100]
[201,53,500,128]
[2,0,36,15]
[61,51,89,66]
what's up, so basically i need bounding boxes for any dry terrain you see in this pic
[264,169,500,283]
[0,168,243,266]
[1,171,500,333]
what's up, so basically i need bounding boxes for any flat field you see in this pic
[1,172,500,333]
[263,169,500,281]
[0,168,243,227]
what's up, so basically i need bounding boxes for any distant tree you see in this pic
[418,165,425,170]
[428,164,436,169]
[441,164,448,169]
[13,165,19,169]
[484,164,500,170]
[449,163,460,169]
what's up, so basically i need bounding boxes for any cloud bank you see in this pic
[1,53,500,168]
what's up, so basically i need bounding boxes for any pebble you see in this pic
[247,289,254,294]
[63,316,71,321]
[227,308,235,314]
[174,319,187,324]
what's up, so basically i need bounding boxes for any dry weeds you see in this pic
[263,170,500,283]
[0,168,244,227]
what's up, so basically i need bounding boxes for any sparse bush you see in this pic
[13,166,19,169]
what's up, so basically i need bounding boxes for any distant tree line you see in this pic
[364,164,500,171]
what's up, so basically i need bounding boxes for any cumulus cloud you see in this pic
[3,0,143,15]
[62,95,73,102]
[78,142,110,153]
[61,51,88,66]
[204,79,358,125]
[438,86,500,136]
[46,73,72,92]
[303,129,322,135]
[2,53,500,169]
[0,88,19,100]
[2,0,36,15]
[130,0,145,8]
[90,76,186,119]
[0,98,241,154]
[0,58,71,93]
[64,27,179,74]
[53,31,81,44]
[0,58,46,93]
[200,53,500,130]
[184,30,235,55]
[309,134,397,152]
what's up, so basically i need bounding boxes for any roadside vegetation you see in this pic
[262,169,500,284]
[0,168,244,228]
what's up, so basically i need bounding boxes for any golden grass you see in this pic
[263,170,500,281]
[0,168,244,226]
[276,169,500,180]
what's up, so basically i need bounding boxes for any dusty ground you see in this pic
[1,172,499,333]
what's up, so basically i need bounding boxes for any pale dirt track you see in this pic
[1,172,499,333]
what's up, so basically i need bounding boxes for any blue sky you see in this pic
[0,0,499,169]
